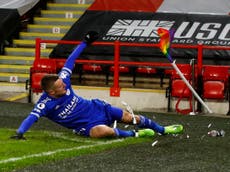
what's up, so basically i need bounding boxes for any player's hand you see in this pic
[10,133,26,140]
[84,31,99,45]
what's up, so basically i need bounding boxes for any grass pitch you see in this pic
[0,101,230,172]
[0,128,147,172]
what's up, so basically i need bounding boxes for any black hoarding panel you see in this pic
[50,11,230,65]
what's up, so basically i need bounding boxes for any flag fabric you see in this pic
[157,28,174,62]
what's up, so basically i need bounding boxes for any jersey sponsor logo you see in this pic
[58,96,79,119]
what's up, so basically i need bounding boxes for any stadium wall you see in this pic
[0,78,228,115]
[28,86,228,115]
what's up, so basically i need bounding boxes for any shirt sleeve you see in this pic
[62,41,87,74]
[17,114,38,134]
[17,97,49,134]
[59,41,87,86]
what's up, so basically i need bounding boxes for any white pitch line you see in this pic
[46,131,102,144]
[0,139,124,164]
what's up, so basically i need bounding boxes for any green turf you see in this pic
[0,128,150,172]
[0,101,230,172]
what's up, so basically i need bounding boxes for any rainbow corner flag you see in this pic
[157,28,174,63]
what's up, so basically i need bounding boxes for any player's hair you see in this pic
[41,74,59,92]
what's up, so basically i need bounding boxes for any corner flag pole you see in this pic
[171,60,212,113]
[157,28,212,114]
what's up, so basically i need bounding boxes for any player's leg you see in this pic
[89,125,116,138]
[122,111,183,135]
[107,106,164,136]
[89,125,135,138]
[121,111,164,134]
[89,124,155,138]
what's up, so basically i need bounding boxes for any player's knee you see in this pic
[89,125,115,138]
[122,111,132,122]
[122,111,140,123]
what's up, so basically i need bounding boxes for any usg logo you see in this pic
[104,19,230,45]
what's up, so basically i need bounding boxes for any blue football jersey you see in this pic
[30,67,109,132]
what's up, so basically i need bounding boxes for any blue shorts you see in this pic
[74,99,123,136]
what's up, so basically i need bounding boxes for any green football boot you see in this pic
[164,124,183,134]
[136,129,155,137]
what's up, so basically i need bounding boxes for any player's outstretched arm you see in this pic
[63,31,99,72]
[10,114,38,140]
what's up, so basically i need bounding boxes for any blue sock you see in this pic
[114,128,135,137]
[138,115,165,134]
